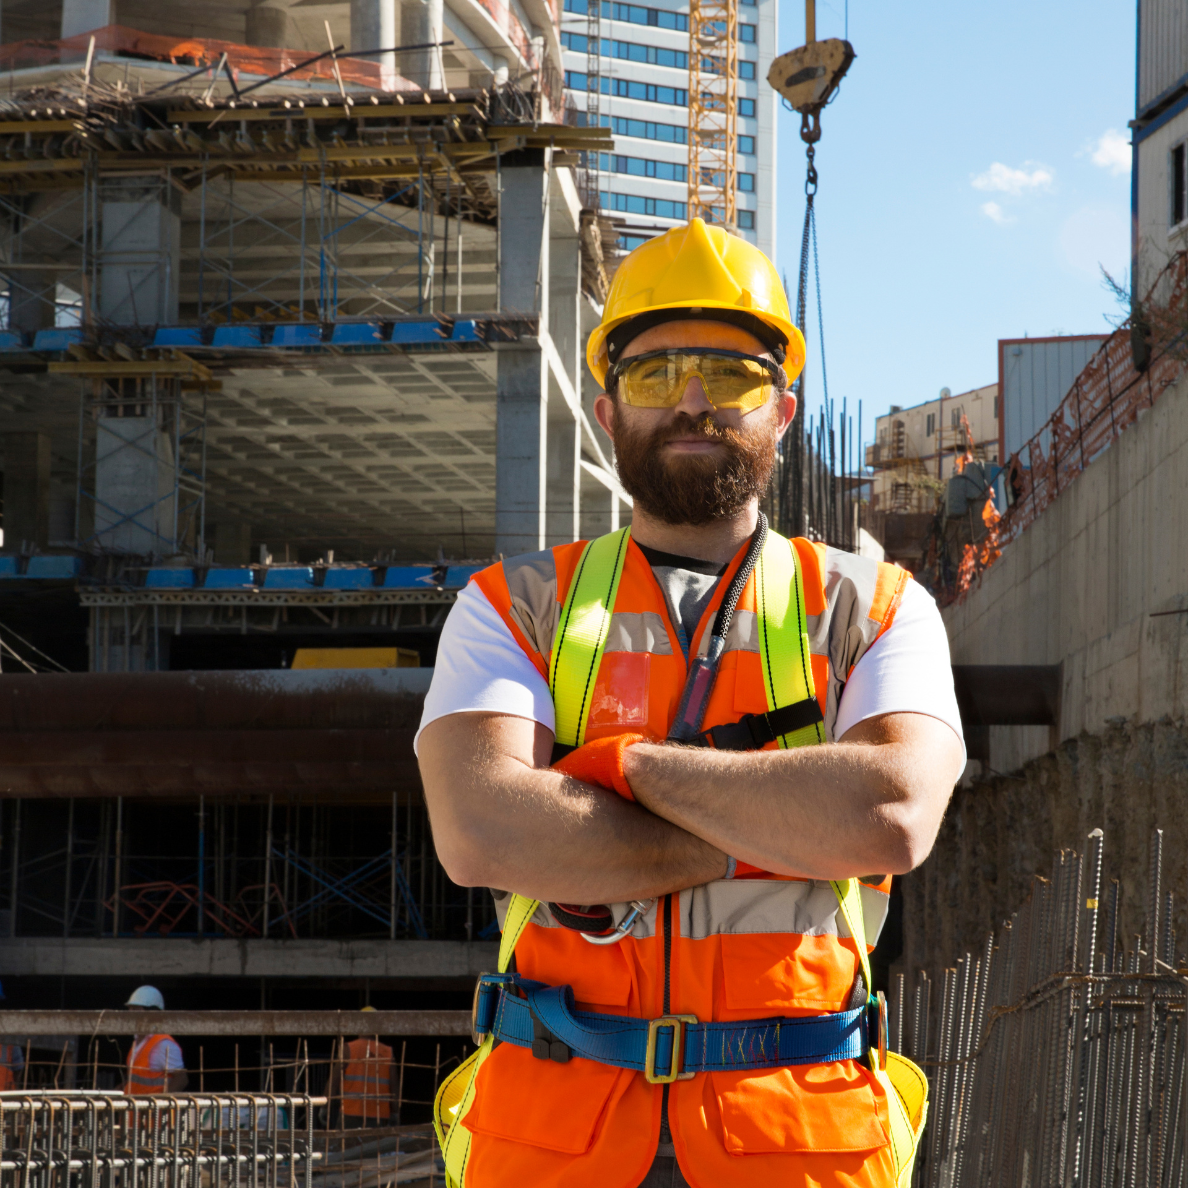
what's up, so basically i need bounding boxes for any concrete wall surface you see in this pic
[897,718,1188,980]
[942,367,1188,775]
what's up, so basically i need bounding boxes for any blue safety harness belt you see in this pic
[473,973,872,1084]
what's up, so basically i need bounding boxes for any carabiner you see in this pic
[580,900,653,945]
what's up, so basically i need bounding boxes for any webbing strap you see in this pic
[548,527,631,748]
[498,894,540,973]
[480,976,869,1075]
[755,533,824,749]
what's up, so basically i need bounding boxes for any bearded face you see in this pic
[611,398,780,526]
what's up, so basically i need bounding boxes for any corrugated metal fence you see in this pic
[903,828,1188,1187]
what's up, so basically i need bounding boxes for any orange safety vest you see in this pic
[127,1035,179,1095]
[341,1038,393,1119]
[0,1045,20,1091]
[459,532,908,1188]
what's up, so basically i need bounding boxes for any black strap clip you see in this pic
[530,1011,570,1064]
[699,696,824,751]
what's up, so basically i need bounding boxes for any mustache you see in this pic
[653,412,746,445]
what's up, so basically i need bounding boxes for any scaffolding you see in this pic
[687,0,737,228]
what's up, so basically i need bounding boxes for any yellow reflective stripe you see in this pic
[435,892,541,1185]
[755,532,824,749]
[548,528,631,748]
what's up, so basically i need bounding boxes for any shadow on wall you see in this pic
[895,716,1188,981]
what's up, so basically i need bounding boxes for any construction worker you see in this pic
[327,1007,395,1127]
[0,983,24,1090]
[124,985,188,1094]
[417,219,966,1188]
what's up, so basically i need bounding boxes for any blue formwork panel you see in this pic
[263,567,315,589]
[0,331,28,351]
[213,325,264,348]
[145,568,196,589]
[33,327,84,351]
[24,556,80,579]
[451,320,482,343]
[273,323,323,348]
[444,565,482,588]
[382,566,436,588]
[322,568,374,590]
[204,567,255,589]
[153,327,204,348]
[0,557,20,577]
[390,320,444,346]
[331,323,385,347]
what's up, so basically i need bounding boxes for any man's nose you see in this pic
[674,374,714,418]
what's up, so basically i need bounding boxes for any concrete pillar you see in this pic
[400,0,444,90]
[351,0,399,87]
[61,0,115,38]
[545,418,579,545]
[94,415,176,556]
[246,1,293,48]
[99,180,181,328]
[0,432,50,552]
[495,155,550,557]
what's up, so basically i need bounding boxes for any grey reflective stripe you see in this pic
[603,611,674,655]
[678,878,889,943]
[502,549,561,661]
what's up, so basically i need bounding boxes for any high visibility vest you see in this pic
[341,1038,393,1119]
[0,1045,20,1091]
[434,529,926,1188]
[127,1035,179,1095]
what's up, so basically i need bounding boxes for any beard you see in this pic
[611,400,779,526]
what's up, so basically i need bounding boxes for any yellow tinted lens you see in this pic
[618,353,773,412]
[696,355,772,411]
[619,356,685,407]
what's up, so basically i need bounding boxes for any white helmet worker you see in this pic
[125,986,165,1011]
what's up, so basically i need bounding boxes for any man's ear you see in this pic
[773,391,797,441]
[593,392,616,441]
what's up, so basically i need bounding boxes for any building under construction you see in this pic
[0,2,637,1148]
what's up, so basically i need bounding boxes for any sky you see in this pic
[772,0,1137,458]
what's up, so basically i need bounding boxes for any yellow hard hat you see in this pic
[361,1005,377,1012]
[587,218,806,389]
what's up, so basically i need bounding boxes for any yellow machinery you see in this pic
[291,647,420,669]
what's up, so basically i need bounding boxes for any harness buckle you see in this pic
[471,973,515,1046]
[644,1015,698,1084]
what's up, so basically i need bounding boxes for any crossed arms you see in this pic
[418,711,964,904]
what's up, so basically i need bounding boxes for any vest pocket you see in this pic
[720,931,860,1014]
[463,1043,626,1154]
[712,1064,890,1153]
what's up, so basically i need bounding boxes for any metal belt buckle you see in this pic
[877,990,888,1070]
[644,1015,698,1084]
[471,973,512,1045]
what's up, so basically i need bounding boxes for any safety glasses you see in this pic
[607,348,786,414]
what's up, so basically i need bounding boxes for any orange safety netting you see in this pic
[0,25,421,92]
[951,253,1187,602]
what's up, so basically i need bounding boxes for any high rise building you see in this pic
[561,0,777,258]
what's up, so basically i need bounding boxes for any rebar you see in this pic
[906,826,1188,1188]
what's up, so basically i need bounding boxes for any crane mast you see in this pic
[687,0,737,228]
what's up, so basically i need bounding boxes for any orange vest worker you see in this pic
[459,534,907,1188]
[341,1038,394,1121]
[127,1034,179,1095]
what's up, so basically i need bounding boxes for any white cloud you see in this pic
[971,162,1055,195]
[981,201,1013,225]
[1090,129,1131,175]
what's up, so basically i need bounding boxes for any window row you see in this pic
[562,31,688,69]
[599,152,687,181]
[564,0,756,27]
[612,206,756,231]
[564,72,688,106]
[581,116,756,154]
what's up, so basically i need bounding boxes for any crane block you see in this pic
[767,38,855,113]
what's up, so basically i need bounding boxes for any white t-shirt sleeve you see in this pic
[149,1038,185,1074]
[833,577,965,760]
[415,582,555,754]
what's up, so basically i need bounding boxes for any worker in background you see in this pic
[0,983,24,1090]
[418,220,966,1188]
[327,1007,395,1128]
[124,985,188,1094]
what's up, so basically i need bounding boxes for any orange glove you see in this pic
[552,733,648,801]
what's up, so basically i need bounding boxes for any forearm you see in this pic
[622,714,962,880]
[419,714,726,903]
